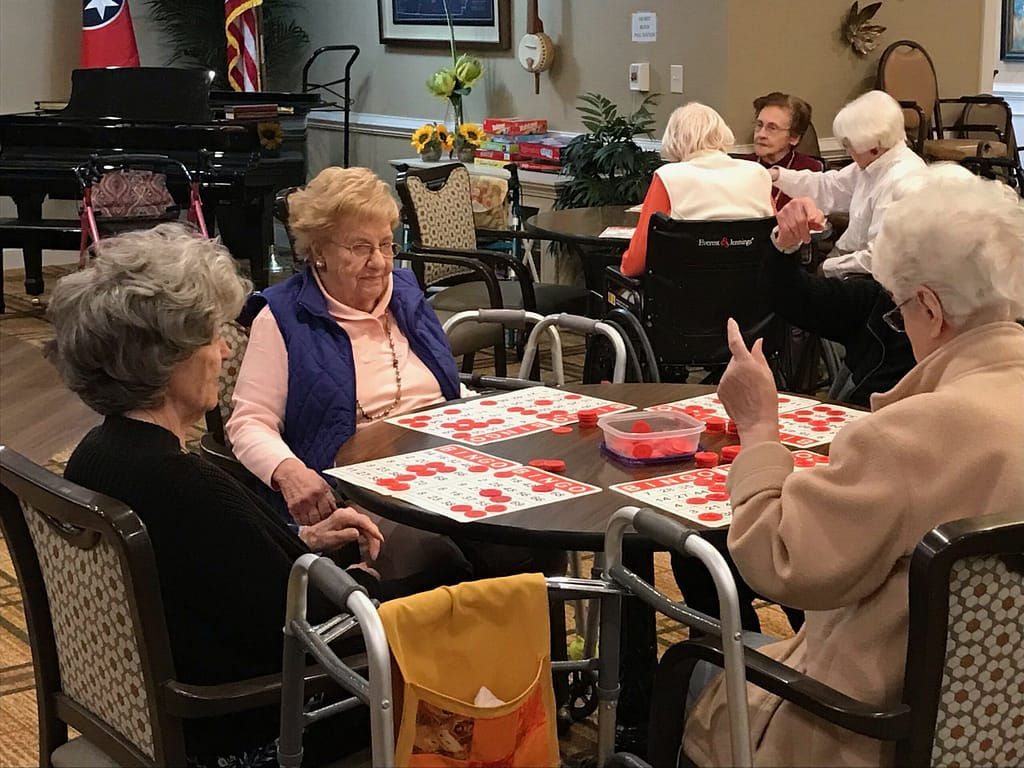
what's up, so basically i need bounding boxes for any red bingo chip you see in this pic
[552,426,573,434]
[529,458,566,472]
[703,416,726,433]
[694,451,719,468]
[721,445,742,462]
[468,465,489,473]
[450,504,473,512]
[479,488,502,497]
[726,420,739,435]
[485,505,507,513]
[632,443,653,459]
[389,482,410,491]
[697,512,724,522]
[464,509,487,518]
[705,492,729,501]
[630,420,652,434]
[479,400,498,406]
[494,470,515,478]
[686,496,708,505]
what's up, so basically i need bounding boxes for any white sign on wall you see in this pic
[631,12,657,43]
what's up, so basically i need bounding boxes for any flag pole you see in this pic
[254,4,266,91]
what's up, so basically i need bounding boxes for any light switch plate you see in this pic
[670,65,683,94]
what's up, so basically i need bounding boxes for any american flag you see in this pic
[225,0,263,92]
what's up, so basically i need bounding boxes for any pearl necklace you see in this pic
[355,312,403,421]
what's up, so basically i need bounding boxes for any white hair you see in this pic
[661,102,735,162]
[832,90,908,153]
[872,167,1024,326]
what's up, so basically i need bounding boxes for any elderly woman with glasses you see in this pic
[739,91,824,209]
[620,102,774,277]
[47,224,386,766]
[768,90,926,278]
[683,166,1024,767]
[228,166,564,584]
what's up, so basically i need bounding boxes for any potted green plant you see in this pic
[556,92,663,210]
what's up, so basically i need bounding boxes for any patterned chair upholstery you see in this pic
[0,447,290,766]
[634,509,1024,768]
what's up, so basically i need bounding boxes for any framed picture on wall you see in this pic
[378,0,511,50]
[1003,0,1024,60]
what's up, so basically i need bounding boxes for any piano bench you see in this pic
[0,219,82,251]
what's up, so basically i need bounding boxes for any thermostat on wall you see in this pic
[629,62,650,92]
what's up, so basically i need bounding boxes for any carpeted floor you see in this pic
[0,263,795,766]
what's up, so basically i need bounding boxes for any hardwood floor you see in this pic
[0,330,100,464]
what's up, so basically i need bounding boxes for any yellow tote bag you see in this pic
[377,573,560,767]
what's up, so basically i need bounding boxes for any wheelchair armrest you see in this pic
[605,266,641,292]
[458,372,538,392]
[668,636,911,741]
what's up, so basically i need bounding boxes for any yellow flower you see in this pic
[257,121,284,151]
[436,124,454,152]
[458,123,484,146]
[411,123,434,150]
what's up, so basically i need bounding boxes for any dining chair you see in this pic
[632,509,1024,768]
[395,162,592,319]
[877,40,1013,164]
[0,446,332,768]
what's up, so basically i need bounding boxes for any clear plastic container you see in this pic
[597,409,705,465]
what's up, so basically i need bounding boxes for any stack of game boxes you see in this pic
[475,118,570,174]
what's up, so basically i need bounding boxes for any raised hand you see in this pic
[716,318,780,447]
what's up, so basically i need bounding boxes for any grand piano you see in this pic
[0,67,322,308]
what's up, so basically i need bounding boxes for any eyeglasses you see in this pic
[882,296,914,333]
[753,120,792,135]
[331,241,401,259]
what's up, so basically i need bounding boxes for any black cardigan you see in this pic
[760,246,916,406]
[64,416,349,758]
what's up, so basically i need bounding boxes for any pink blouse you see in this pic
[226,272,446,485]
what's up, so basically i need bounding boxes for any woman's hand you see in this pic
[272,458,336,526]
[717,318,780,447]
[775,197,827,250]
[298,507,384,556]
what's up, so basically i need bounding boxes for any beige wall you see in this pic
[726,0,985,144]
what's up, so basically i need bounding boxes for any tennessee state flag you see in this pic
[82,0,140,68]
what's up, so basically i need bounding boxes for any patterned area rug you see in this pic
[0,265,795,765]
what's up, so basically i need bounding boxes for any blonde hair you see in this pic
[661,102,735,162]
[872,167,1024,326]
[287,167,400,260]
[832,90,907,153]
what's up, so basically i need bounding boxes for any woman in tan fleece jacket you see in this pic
[684,167,1024,767]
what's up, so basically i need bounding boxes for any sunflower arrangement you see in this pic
[410,122,453,158]
[426,0,484,157]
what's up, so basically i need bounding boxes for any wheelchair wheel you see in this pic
[567,668,599,721]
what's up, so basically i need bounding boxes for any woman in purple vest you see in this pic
[227,167,564,584]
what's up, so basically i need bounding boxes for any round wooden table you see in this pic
[334,383,730,551]
[335,382,741,755]
[524,206,640,302]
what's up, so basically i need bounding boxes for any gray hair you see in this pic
[832,90,907,153]
[45,223,251,415]
[872,167,1024,326]
[661,102,735,162]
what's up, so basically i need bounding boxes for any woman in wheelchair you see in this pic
[226,166,564,584]
[682,168,1024,766]
[45,224,385,765]
[619,102,775,277]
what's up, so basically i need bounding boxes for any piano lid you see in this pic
[63,67,216,122]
